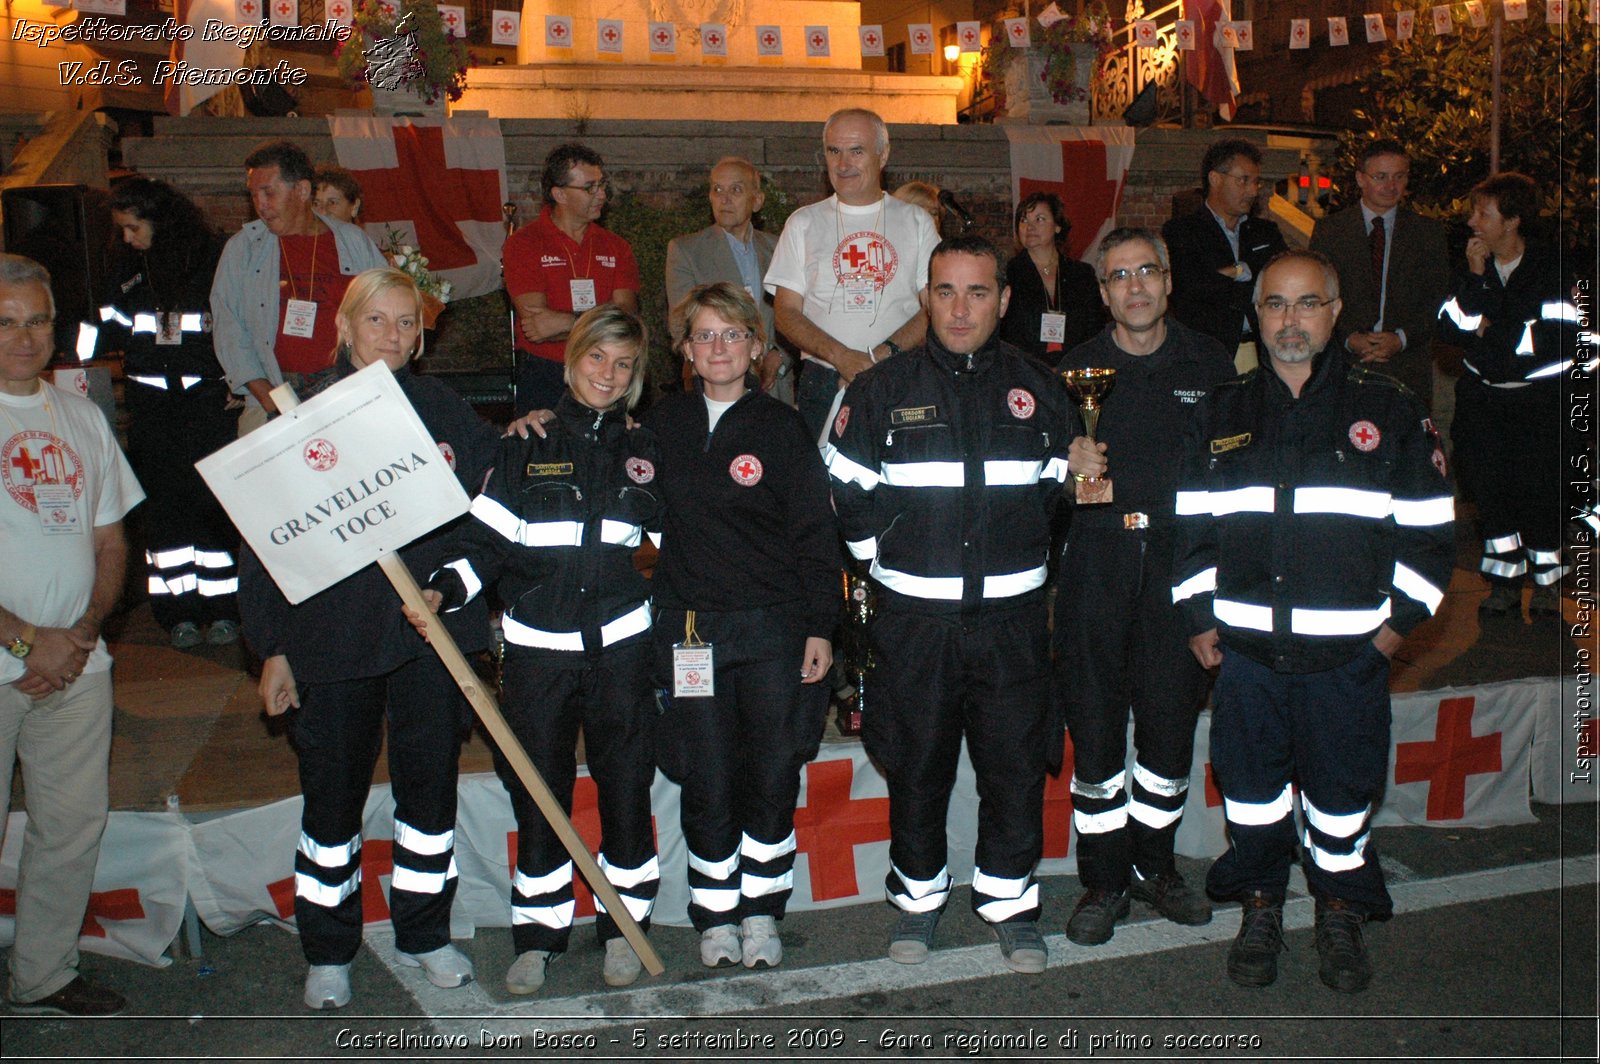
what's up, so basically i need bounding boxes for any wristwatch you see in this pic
[6,623,36,660]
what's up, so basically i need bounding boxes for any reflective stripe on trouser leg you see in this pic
[1127,761,1191,880]
[1480,533,1527,581]
[739,830,797,919]
[592,853,662,939]
[1301,797,1373,875]
[1526,546,1569,586]
[511,859,577,951]
[887,864,952,913]
[1070,770,1131,894]
[686,846,742,928]
[972,867,1040,924]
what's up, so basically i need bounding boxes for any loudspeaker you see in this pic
[2,183,113,359]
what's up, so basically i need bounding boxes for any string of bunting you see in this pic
[50,0,1600,47]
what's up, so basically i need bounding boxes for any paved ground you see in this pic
[2,520,1597,1061]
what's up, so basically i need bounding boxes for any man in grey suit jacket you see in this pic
[1309,139,1448,406]
[665,158,791,403]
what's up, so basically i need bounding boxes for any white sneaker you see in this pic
[740,915,783,969]
[304,964,351,1010]
[396,943,475,988]
[699,924,741,968]
[504,950,552,995]
[603,937,643,987]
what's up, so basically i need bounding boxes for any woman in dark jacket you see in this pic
[419,305,662,996]
[649,283,842,971]
[99,178,239,647]
[999,191,1105,362]
[242,268,499,1011]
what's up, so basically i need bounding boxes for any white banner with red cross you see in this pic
[8,677,1579,965]
[1005,126,1137,263]
[326,115,509,301]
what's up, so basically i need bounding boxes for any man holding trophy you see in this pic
[825,235,1074,974]
[1171,250,1454,993]
[1055,229,1236,946]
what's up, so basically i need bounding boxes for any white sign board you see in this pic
[196,362,470,604]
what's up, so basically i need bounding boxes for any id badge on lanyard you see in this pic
[283,299,317,338]
[570,278,597,312]
[1039,312,1067,344]
[672,610,714,698]
[33,483,82,535]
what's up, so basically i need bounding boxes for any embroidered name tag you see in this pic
[526,462,574,476]
[1210,433,1252,454]
[890,405,939,426]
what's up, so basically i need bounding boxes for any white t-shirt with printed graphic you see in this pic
[0,382,144,685]
[764,193,939,364]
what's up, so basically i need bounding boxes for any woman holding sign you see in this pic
[416,304,663,995]
[649,283,841,971]
[240,268,498,1011]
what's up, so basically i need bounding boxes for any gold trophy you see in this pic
[1061,367,1116,504]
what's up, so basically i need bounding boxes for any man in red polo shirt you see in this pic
[503,144,640,415]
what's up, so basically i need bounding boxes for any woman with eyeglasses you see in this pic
[650,282,841,972]
[94,178,240,649]
[241,268,499,1011]
[999,191,1105,363]
[411,304,663,996]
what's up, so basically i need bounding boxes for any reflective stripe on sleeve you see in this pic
[1393,561,1444,613]
[1391,495,1455,527]
[1171,566,1218,604]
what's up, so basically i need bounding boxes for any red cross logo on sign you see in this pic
[708,32,720,45]
[497,18,511,34]
[1138,22,1155,43]
[763,32,776,45]
[304,439,338,472]
[346,126,503,273]
[730,454,763,486]
[792,758,891,899]
[1295,24,1306,39]
[379,0,395,17]
[656,29,670,44]
[866,31,879,45]
[604,27,618,41]
[811,32,824,47]
[444,10,458,28]
[1179,25,1194,43]
[241,0,258,14]
[1348,420,1380,451]
[437,441,456,470]
[626,457,655,484]
[329,0,347,17]
[1010,23,1025,39]
[914,29,929,44]
[1394,696,1503,820]
[550,20,564,37]
[961,27,976,44]
[1008,388,1036,420]
[276,1,290,16]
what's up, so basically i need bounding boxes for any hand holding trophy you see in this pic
[1061,367,1116,504]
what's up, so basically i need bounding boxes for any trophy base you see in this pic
[1075,477,1114,505]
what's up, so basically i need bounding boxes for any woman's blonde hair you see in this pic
[334,267,424,365]
[564,303,648,411]
[670,282,765,358]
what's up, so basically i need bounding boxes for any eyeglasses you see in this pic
[0,317,54,332]
[1257,297,1336,315]
[1102,265,1166,286]
[1218,170,1263,189]
[688,328,754,346]
[560,180,610,196]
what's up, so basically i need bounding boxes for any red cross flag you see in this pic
[1004,17,1031,47]
[1036,2,1067,28]
[1219,19,1239,47]
[1385,690,1536,828]
[330,115,510,300]
[1006,126,1136,263]
[1174,19,1196,49]
[167,0,246,114]
[1465,0,1488,26]
[1134,19,1159,46]
[1327,15,1349,44]
[700,22,727,56]
[326,0,351,27]
[648,21,676,55]
[1396,9,1416,37]
[957,20,981,51]
[1232,19,1253,49]
[269,0,296,27]
[490,9,519,46]
[1504,0,1529,19]
[908,22,934,54]
[544,13,572,48]
[1184,0,1239,120]
[805,25,830,57]
[236,0,259,20]
[1289,17,1310,48]
[437,4,465,39]
[859,24,886,56]
[377,0,395,17]
[1546,0,1567,22]
[1364,13,1387,41]
[1432,5,1454,34]
[756,24,783,56]
[596,18,623,54]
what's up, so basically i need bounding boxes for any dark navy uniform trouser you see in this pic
[865,600,1050,925]
[292,653,467,965]
[1206,644,1395,918]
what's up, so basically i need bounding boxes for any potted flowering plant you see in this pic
[990,3,1116,123]
[334,0,470,109]
[381,226,453,328]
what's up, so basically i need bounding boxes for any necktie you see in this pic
[1369,216,1386,295]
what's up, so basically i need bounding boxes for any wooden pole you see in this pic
[269,383,664,977]
[1489,13,1502,174]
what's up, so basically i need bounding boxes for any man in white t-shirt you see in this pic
[0,255,144,1016]
[766,108,941,440]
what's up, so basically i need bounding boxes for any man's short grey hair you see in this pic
[1253,248,1341,304]
[823,108,889,153]
[0,254,54,315]
[1094,227,1170,278]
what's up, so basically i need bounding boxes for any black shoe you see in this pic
[1314,898,1372,993]
[1478,583,1521,616]
[1065,888,1130,946]
[991,919,1047,974]
[1226,892,1284,988]
[1130,869,1213,926]
[8,976,126,1016]
[888,909,941,964]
